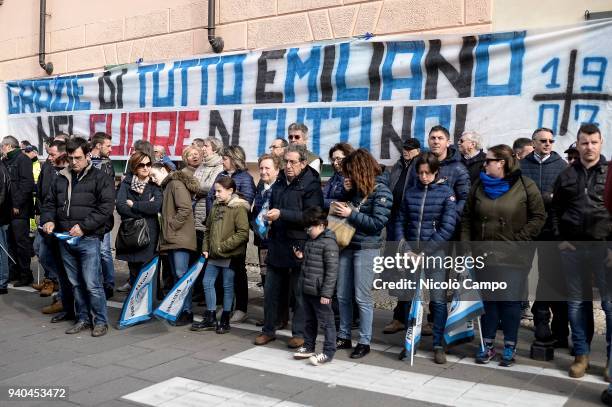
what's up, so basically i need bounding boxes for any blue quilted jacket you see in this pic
[323,171,346,209]
[395,177,457,250]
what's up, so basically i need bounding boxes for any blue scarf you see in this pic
[480,172,510,199]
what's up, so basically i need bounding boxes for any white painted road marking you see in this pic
[222,347,569,407]
[9,284,606,385]
[122,377,310,407]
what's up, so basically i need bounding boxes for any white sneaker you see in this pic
[293,346,315,359]
[116,282,131,293]
[230,310,247,323]
[309,353,331,366]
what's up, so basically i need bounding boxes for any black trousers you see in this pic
[304,294,336,357]
[8,218,32,281]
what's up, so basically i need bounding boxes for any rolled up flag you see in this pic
[118,257,159,329]
[154,256,207,323]
[53,232,81,246]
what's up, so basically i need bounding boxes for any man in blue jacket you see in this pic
[520,127,568,347]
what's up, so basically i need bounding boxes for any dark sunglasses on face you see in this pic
[288,135,301,140]
[136,162,152,169]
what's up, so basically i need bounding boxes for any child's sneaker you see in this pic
[475,345,496,364]
[293,346,315,359]
[309,353,331,366]
[499,345,516,367]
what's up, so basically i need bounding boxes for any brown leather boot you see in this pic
[287,337,304,349]
[569,355,589,378]
[32,278,50,291]
[254,334,276,346]
[42,299,64,314]
[383,320,405,334]
[40,280,55,297]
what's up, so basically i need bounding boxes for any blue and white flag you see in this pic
[53,232,81,246]
[444,272,484,345]
[154,256,207,323]
[118,257,159,329]
[405,270,423,365]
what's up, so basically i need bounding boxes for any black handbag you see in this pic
[116,218,150,253]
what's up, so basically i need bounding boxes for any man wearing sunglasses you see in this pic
[287,123,322,174]
[520,127,569,349]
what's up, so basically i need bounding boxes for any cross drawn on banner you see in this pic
[533,49,612,136]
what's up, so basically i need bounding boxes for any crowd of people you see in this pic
[1,122,612,398]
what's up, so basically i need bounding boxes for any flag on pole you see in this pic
[405,269,423,366]
[118,257,159,329]
[444,271,485,346]
[154,256,207,323]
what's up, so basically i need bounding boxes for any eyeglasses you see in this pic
[288,135,301,140]
[136,162,152,169]
[331,157,344,162]
[284,159,302,167]
[537,139,555,144]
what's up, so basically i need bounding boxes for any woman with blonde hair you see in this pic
[181,146,202,176]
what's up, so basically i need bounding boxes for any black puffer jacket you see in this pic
[4,148,34,219]
[267,166,324,269]
[551,156,610,240]
[41,163,115,238]
[462,150,486,184]
[36,160,59,214]
[301,229,339,298]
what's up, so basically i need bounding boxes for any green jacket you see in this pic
[159,171,200,253]
[203,194,250,259]
[460,173,546,268]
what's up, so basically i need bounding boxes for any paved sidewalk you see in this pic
[0,284,609,406]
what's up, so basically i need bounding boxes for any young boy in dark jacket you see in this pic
[293,207,339,366]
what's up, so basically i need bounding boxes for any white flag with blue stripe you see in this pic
[444,272,484,345]
[154,256,207,323]
[405,270,423,365]
[118,257,159,329]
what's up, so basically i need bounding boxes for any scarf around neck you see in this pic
[480,172,510,199]
[131,175,149,195]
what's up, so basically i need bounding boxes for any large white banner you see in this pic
[2,19,612,163]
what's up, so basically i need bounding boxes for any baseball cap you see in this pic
[24,145,38,153]
[402,138,421,151]
[564,142,577,154]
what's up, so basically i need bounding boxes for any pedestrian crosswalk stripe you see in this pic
[122,376,310,407]
[222,347,569,407]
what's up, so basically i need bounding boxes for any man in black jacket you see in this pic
[255,144,324,348]
[458,131,486,184]
[89,132,115,299]
[1,136,35,286]
[520,127,569,346]
[551,124,612,380]
[0,159,11,294]
[41,137,115,337]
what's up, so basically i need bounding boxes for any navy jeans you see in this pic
[101,232,115,289]
[60,236,107,326]
[303,294,336,358]
[35,232,59,282]
[263,266,304,338]
[561,245,612,356]
[481,301,522,345]
[168,249,192,314]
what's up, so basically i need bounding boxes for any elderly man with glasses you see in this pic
[287,123,322,174]
[520,127,569,348]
